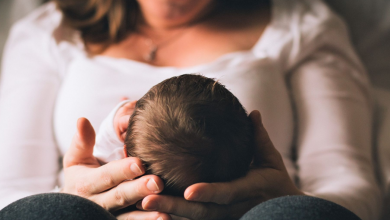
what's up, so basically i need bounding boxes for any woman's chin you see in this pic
[138,0,213,28]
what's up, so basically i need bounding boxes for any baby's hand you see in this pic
[114,100,137,142]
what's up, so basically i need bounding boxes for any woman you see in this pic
[0,0,381,219]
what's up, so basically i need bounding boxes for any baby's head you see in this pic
[124,74,254,196]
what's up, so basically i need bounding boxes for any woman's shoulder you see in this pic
[10,2,62,38]
[271,0,347,34]
[6,2,84,77]
[259,0,354,70]
[260,0,350,50]
[9,2,83,51]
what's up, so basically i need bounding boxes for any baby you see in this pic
[94,74,254,196]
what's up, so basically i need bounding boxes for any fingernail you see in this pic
[136,200,143,210]
[157,217,163,220]
[185,191,198,201]
[144,199,159,210]
[147,178,160,192]
[130,163,143,176]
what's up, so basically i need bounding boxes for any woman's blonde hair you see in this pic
[55,0,139,50]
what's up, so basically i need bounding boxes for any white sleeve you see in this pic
[0,15,61,208]
[290,29,382,220]
[93,100,129,164]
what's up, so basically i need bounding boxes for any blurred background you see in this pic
[0,0,43,71]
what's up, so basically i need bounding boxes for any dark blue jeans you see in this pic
[0,193,361,220]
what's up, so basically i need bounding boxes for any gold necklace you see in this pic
[141,27,189,62]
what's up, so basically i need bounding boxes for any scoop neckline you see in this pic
[93,1,278,72]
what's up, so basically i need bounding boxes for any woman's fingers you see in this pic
[64,117,99,168]
[88,157,146,194]
[184,168,274,205]
[140,195,228,220]
[95,175,164,211]
[184,167,302,206]
[142,195,260,220]
[117,210,172,220]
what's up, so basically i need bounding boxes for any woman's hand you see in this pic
[62,117,172,220]
[114,100,137,141]
[137,110,304,220]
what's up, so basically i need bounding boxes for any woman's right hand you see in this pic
[138,110,303,220]
[62,117,171,220]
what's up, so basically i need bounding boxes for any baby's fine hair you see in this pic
[125,74,254,196]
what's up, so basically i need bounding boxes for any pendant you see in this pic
[145,45,158,62]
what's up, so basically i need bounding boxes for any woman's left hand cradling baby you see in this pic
[62,116,171,220]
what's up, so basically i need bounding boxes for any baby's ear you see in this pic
[123,145,128,157]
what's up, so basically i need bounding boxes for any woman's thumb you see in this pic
[63,117,97,168]
[249,110,284,168]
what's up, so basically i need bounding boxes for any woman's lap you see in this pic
[240,195,361,220]
[0,193,116,220]
[0,194,361,220]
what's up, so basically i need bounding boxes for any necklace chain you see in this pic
[143,39,158,62]
[141,27,189,62]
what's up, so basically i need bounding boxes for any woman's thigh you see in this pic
[240,195,361,220]
[0,193,116,220]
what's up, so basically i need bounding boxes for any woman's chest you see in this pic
[99,11,269,68]
[53,57,293,157]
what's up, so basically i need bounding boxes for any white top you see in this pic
[0,0,381,219]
